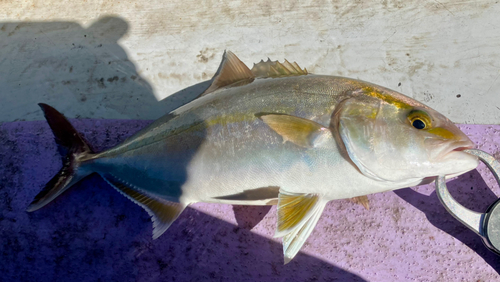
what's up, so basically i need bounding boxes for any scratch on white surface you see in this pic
[380,30,397,49]
[485,71,500,94]
[433,0,455,16]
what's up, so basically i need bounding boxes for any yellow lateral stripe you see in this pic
[426,127,458,139]
[205,113,255,127]
[362,87,411,109]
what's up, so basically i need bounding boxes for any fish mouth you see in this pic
[451,145,474,153]
[442,142,477,179]
[452,143,475,151]
[446,140,475,155]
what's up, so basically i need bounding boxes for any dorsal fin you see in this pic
[201,50,255,96]
[251,58,308,78]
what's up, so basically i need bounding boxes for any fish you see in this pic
[27,51,479,264]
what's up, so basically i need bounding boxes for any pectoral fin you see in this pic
[103,174,185,239]
[259,114,331,148]
[275,190,327,264]
[349,195,370,210]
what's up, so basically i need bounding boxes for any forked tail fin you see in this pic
[26,103,94,212]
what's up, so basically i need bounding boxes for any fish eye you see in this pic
[412,119,426,129]
[408,110,431,130]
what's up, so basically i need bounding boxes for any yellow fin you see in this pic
[349,195,370,210]
[274,190,327,263]
[282,199,327,264]
[103,174,185,239]
[259,114,330,148]
[202,50,255,95]
[275,190,320,237]
[251,58,308,78]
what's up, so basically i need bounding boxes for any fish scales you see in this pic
[28,51,479,263]
[92,76,370,203]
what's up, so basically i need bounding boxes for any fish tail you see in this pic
[26,103,94,212]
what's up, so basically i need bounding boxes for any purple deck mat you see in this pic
[1,120,500,281]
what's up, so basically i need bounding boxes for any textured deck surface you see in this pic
[1,120,500,281]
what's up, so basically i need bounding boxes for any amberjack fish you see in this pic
[28,51,478,263]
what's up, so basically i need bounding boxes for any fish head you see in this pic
[336,86,478,186]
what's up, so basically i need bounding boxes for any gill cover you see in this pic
[337,96,399,182]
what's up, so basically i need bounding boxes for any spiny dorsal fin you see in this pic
[251,58,308,78]
[349,195,370,210]
[103,174,185,239]
[259,114,331,148]
[201,50,255,96]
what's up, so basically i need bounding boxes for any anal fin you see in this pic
[275,190,327,264]
[102,174,185,239]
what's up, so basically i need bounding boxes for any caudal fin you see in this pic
[26,103,93,212]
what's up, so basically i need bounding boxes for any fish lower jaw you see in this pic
[444,171,469,180]
[443,165,478,180]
